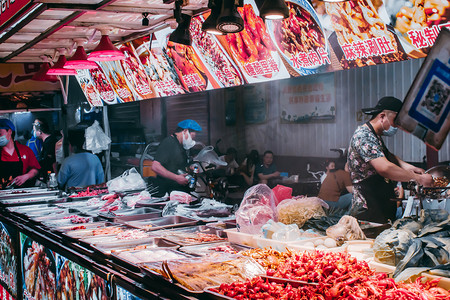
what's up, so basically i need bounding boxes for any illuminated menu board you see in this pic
[75,0,450,106]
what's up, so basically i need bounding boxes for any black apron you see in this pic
[0,142,24,189]
[355,123,397,223]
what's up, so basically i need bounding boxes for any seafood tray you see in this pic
[65,225,127,239]
[123,216,198,231]
[91,237,179,256]
[43,215,101,228]
[0,189,59,199]
[80,228,152,244]
[29,210,75,222]
[151,225,227,246]
[23,206,72,218]
[109,211,162,223]
[112,248,192,267]
[100,207,161,220]
[7,203,58,213]
[0,195,62,206]
[178,242,251,257]
[0,187,46,195]
[56,221,118,233]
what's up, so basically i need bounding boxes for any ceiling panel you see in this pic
[4,33,41,43]
[0,43,26,51]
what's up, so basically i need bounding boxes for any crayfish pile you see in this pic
[215,249,450,300]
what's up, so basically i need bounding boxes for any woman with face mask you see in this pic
[347,97,433,223]
[150,119,202,197]
[0,119,40,189]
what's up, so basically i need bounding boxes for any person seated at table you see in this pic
[318,163,353,211]
[219,147,239,176]
[239,149,260,186]
[256,150,280,185]
[57,127,104,189]
[320,159,336,183]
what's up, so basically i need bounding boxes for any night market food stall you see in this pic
[0,0,450,299]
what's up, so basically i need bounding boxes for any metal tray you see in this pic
[112,248,192,268]
[0,187,47,194]
[100,207,161,220]
[0,189,59,200]
[109,211,162,223]
[65,225,126,239]
[43,215,101,228]
[30,210,74,221]
[56,221,118,233]
[123,216,198,231]
[0,195,62,206]
[178,242,250,256]
[7,203,58,213]
[151,225,227,246]
[80,229,152,244]
[91,237,179,256]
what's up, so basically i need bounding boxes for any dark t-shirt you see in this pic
[318,170,352,202]
[39,134,57,177]
[153,135,188,196]
[255,163,277,176]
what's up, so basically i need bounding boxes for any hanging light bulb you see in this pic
[65,40,98,69]
[217,0,244,34]
[47,49,77,76]
[259,0,289,20]
[88,31,125,61]
[202,0,223,35]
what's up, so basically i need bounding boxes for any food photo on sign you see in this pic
[131,36,186,97]
[0,222,17,298]
[21,234,56,300]
[383,0,450,57]
[97,61,135,103]
[155,27,219,93]
[215,0,290,83]
[88,66,121,105]
[311,0,409,70]
[266,0,333,76]
[75,69,105,107]
[119,43,156,100]
[190,13,245,88]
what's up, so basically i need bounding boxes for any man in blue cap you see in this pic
[0,119,40,189]
[151,119,202,196]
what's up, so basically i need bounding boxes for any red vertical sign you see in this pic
[0,0,33,28]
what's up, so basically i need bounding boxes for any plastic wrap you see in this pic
[123,190,151,208]
[169,191,192,204]
[277,197,328,228]
[326,215,366,242]
[235,184,278,234]
[107,168,146,192]
[84,120,111,154]
[162,198,234,221]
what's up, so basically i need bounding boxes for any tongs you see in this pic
[5,179,16,189]
[161,260,175,283]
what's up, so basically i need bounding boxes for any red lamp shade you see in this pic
[47,55,77,75]
[88,35,125,61]
[64,46,98,69]
[32,62,59,82]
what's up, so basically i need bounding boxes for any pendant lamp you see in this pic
[65,45,98,69]
[47,49,77,76]
[259,0,289,20]
[217,0,244,34]
[202,0,223,35]
[169,14,192,46]
[32,59,58,82]
[88,33,125,61]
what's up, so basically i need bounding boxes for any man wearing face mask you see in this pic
[347,97,433,223]
[151,119,202,197]
[0,119,40,189]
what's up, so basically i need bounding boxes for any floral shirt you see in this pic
[348,125,386,184]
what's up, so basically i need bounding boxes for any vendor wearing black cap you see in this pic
[0,119,40,189]
[151,119,202,196]
[347,97,433,223]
